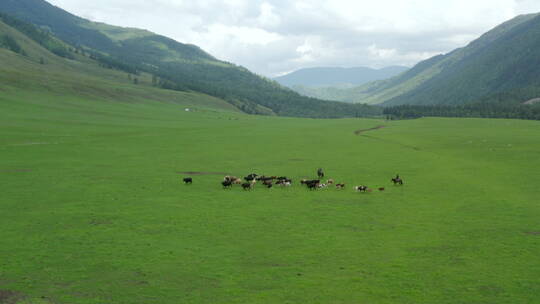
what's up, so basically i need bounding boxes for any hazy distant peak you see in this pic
[274,66,409,87]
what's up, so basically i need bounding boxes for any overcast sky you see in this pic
[47,0,540,77]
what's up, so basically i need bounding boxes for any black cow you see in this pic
[183,177,193,184]
[302,179,320,185]
[259,176,276,182]
[302,179,320,190]
[244,173,258,181]
[222,180,233,189]
[307,182,319,190]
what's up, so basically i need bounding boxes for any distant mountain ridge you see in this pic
[275,66,409,87]
[0,0,380,118]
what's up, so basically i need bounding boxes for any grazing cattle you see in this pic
[276,179,292,186]
[262,180,273,187]
[224,175,238,182]
[391,174,403,185]
[336,183,346,189]
[326,179,334,185]
[307,182,319,190]
[318,183,328,188]
[244,173,258,181]
[355,185,368,192]
[303,179,320,190]
[242,179,257,190]
[183,177,193,184]
[265,183,273,189]
[233,178,243,184]
[222,180,233,189]
[378,187,385,192]
[276,177,292,183]
[259,176,276,182]
[317,168,324,179]
[301,179,320,185]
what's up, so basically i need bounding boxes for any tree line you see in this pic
[383,103,540,120]
[0,12,73,59]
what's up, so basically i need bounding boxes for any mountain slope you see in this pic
[351,13,540,106]
[275,66,408,87]
[0,0,381,118]
[0,16,241,114]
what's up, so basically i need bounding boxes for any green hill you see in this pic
[0,0,381,118]
[344,13,540,106]
[0,15,242,116]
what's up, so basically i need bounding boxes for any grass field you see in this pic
[1,84,540,304]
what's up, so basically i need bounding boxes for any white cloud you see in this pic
[368,44,397,59]
[46,0,540,76]
[206,24,282,46]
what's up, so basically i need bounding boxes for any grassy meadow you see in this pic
[1,85,539,303]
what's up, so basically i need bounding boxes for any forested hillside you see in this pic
[347,13,540,106]
[0,0,381,118]
[0,15,243,116]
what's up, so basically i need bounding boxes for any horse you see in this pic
[391,176,403,185]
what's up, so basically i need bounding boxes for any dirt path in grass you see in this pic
[355,125,421,151]
[0,169,32,173]
[0,290,25,304]
[354,125,386,135]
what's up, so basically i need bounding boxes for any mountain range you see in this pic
[0,0,379,118]
[1,0,540,115]
[304,12,540,106]
[274,66,409,88]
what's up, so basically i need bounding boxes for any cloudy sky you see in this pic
[47,0,540,77]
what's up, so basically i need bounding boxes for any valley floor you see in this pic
[1,90,539,304]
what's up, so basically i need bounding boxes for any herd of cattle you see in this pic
[182,169,404,192]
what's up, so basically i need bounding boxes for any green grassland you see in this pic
[2,75,540,303]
